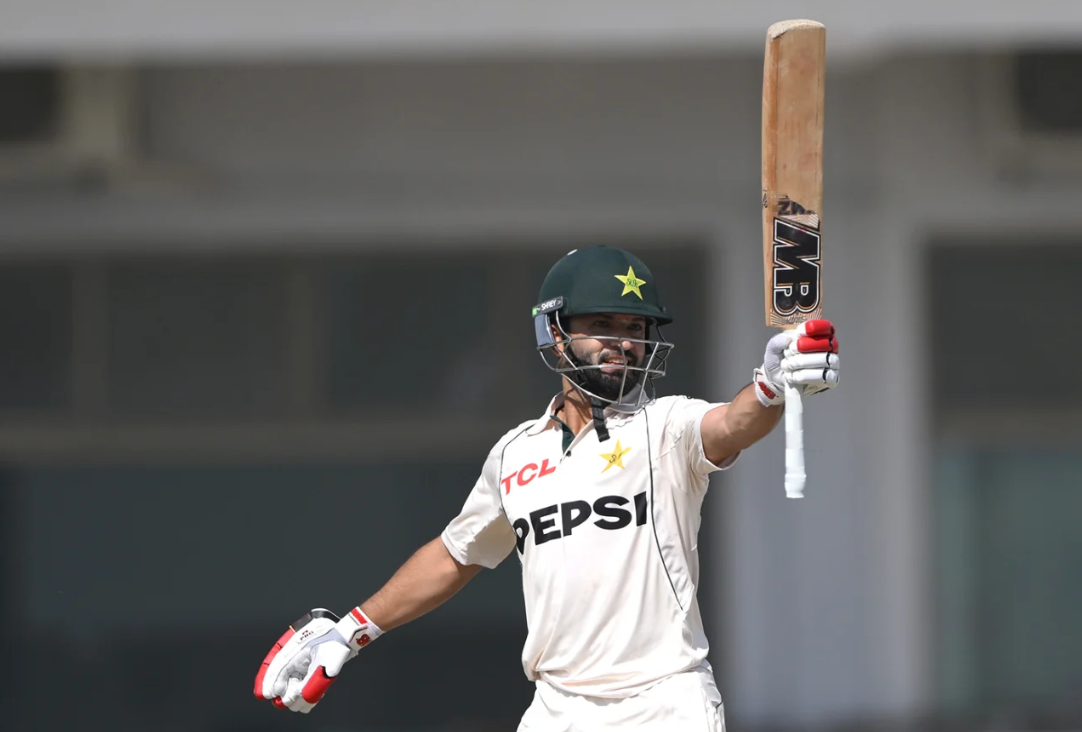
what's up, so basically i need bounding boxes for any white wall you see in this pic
[4,51,1082,725]
[2,0,1081,58]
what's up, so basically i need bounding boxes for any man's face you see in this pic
[560,313,649,400]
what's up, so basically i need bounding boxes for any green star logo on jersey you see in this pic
[614,266,646,300]
[599,440,632,472]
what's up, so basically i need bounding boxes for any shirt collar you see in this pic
[525,388,649,436]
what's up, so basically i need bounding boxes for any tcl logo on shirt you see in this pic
[512,491,648,554]
[501,459,556,494]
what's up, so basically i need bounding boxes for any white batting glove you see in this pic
[253,607,383,714]
[754,319,840,407]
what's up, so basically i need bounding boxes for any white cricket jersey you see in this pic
[441,392,737,699]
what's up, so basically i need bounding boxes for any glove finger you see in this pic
[789,334,838,354]
[292,698,316,714]
[782,352,839,371]
[283,679,315,714]
[254,627,295,699]
[300,665,338,706]
[269,646,313,700]
[799,319,835,338]
[787,368,839,387]
[281,675,305,707]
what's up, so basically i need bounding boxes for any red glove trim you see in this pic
[253,627,295,699]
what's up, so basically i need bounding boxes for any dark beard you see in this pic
[567,343,644,402]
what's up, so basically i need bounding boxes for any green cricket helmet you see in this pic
[532,246,674,409]
[534,245,672,326]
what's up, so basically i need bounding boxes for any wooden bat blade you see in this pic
[762,19,825,328]
[762,19,826,499]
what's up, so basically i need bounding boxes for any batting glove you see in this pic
[754,319,840,407]
[254,607,382,713]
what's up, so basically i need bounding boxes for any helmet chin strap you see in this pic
[590,398,610,443]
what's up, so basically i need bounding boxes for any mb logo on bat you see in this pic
[771,196,821,319]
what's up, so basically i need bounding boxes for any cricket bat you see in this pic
[762,19,826,499]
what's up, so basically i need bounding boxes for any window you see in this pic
[0,67,59,143]
[930,241,1082,718]
[108,260,294,417]
[1014,50,1082,134]
[323,253,492,413]
[935,448,1082,714]
[929,246,1082,409]
[0,264,72,412]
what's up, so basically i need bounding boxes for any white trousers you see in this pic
[517,666,725,732]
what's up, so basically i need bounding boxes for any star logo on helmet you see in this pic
[614,267,646,300]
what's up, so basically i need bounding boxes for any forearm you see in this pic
[724,382,784,447]
[359,537,482,631]
[701,383,784,464]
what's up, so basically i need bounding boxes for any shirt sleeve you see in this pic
[441,440,518,569]
[661,396,740,479]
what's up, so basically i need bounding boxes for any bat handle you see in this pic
[784,383,805,498]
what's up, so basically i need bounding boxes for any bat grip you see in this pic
[784,383,805,498]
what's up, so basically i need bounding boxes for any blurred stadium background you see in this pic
[1,1,1081,731]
